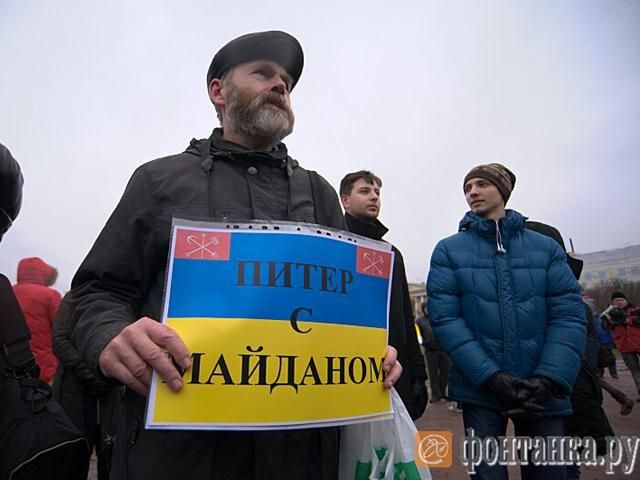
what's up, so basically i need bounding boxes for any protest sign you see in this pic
[146,219,394,430]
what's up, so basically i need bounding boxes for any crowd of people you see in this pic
[1,30,639,480]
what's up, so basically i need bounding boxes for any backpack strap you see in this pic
[307,170,330,226]
[0,274,39,377]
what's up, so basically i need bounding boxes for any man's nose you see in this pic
[271,77,287,95]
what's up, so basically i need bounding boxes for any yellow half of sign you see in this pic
[150,317,390,427]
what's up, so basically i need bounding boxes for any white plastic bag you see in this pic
[338,389,432,480]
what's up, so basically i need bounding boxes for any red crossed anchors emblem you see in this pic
[356,246,392,279]
[174,229,230,260]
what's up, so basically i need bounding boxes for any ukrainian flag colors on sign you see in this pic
[146,219,395,430]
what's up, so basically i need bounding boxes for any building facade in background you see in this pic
[578,245,640,288]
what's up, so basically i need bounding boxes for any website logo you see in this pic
[415,431,452,468]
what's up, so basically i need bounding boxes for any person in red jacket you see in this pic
[12,257,61,383]
[602,291,640,402]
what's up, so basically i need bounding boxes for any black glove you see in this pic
[410,379,428,420]
[485,372,523,407]
[504,375,561,420]
[521,375,562,402]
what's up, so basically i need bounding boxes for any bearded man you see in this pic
[70,31,402,480]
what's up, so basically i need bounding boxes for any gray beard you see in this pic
[225,89,295,145]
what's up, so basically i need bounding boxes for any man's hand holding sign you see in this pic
[99,317,192,396]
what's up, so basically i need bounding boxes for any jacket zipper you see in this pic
[494,218,508,369]
[495,219,506,254]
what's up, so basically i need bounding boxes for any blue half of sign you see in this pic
[168,232,390,329]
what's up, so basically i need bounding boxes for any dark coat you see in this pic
[427,210,586,415]
[52,293,122,480]
[565,302,613,456]
[52,293,121,426]
[343,213,427,418]
[53,294,99,390]
[71,130,346,480]
[565,364,614,456]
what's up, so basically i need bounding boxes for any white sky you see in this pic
[1,0,639,290]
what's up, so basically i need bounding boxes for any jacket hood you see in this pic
[458,209,526,237]
[16,257,56,285]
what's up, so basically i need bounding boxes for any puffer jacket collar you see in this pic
[459,209,527,253]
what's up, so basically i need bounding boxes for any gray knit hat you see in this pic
[463,163,516,204]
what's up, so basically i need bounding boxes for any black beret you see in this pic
[206,31,304,90]
[0,143,24,241]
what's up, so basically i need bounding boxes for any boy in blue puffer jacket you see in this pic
[426,163,586,480]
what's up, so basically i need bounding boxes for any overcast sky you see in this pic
[1,0,639,291]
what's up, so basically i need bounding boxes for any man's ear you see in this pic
[209,78,226,107]
[340,193,350,210]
